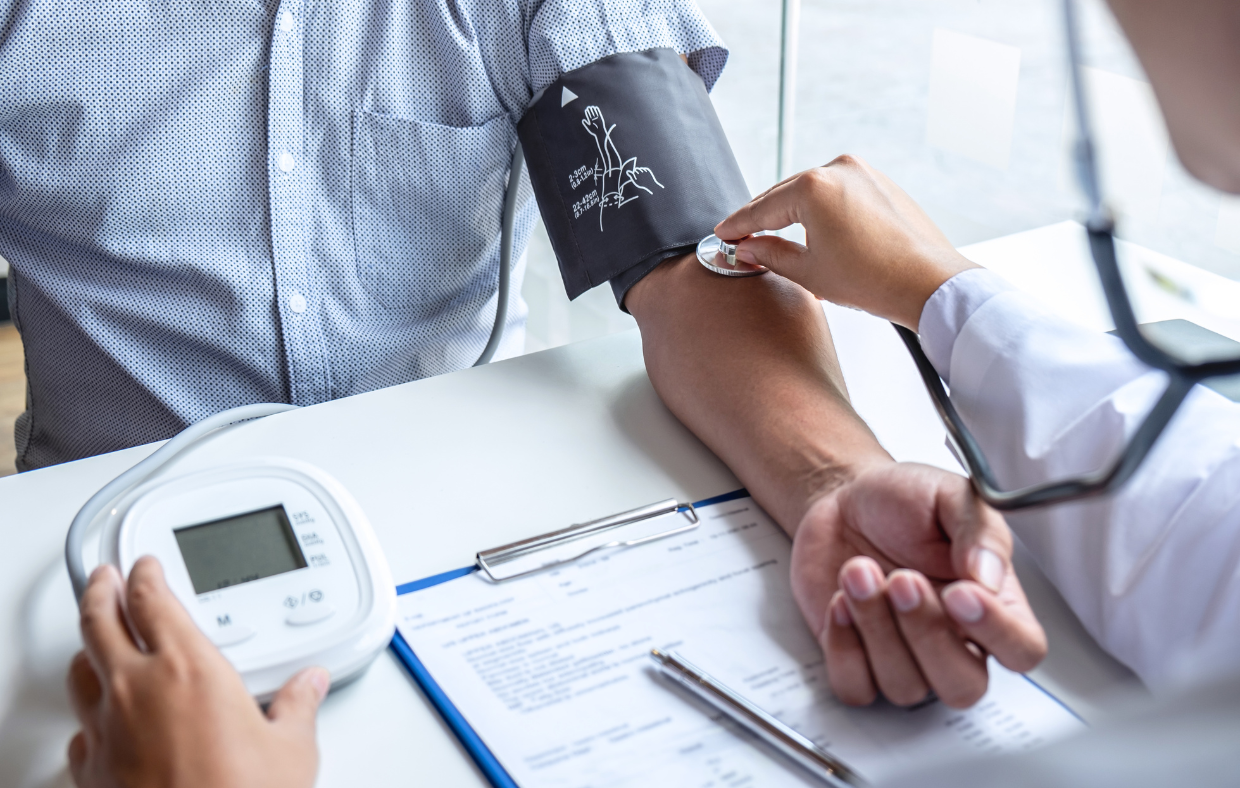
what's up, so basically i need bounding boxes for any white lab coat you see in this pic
[886,670,1240,787]
[878,268,1240,787]
[917,268,1240,692]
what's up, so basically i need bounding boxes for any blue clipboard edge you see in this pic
[390,629,518,788]
[386,487,1084,787]
[1018,672,1088,726]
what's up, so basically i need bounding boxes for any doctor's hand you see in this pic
[67,557,328,788]
[714,155,979,330]
[791,463,1046,708]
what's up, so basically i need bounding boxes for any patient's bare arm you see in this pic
[625,254,1046,707]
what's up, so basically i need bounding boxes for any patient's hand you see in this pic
[67,557,327,788]
[792,463,1046,708]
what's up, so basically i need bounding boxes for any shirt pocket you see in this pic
[351,110,514,312]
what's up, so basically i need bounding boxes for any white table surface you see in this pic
[5,220,1214,788]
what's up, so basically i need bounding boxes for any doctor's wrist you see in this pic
[883,249,979,331]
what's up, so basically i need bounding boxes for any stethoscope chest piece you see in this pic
[697,234,769,277]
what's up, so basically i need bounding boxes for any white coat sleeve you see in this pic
[918,268,1240,691]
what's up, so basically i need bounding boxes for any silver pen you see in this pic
[650,649,867,787]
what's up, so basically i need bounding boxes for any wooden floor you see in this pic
[0,323,24,477]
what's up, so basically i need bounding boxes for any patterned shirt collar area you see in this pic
[0,0,726,469]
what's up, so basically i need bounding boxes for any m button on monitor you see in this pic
[209,615,256,648]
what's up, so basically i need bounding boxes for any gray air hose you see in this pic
[474,142,525,366]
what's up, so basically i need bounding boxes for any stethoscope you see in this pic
[696,0,1240,511]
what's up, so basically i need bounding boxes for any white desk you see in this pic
[2,221,1189,788]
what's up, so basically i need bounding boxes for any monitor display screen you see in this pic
[174,505,307,594]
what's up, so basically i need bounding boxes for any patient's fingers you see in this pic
[823,591,876,706]
[840,557,929,706]
[934,480,1013,594]
[942,580,1048,673]
[887,570,988,708]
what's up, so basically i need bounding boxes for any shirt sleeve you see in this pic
[524,0,728,98]
[918,268,1240,690]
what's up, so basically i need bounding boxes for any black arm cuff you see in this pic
[518,48,750,301]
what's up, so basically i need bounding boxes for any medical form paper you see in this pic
[396,495,1084,787]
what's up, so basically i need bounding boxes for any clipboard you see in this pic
[389,489,750,788]
[389,489,1082,788]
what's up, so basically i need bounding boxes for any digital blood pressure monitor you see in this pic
[66,405,396,702]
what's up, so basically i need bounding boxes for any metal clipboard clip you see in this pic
[476,499,700,582]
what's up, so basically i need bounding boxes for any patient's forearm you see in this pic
[625,253,891,534]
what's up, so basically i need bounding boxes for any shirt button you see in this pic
[288,291,307,313]
[277,151,296,173]
[278,10,294,32]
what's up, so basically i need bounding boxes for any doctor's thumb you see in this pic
[267,666,331,731]
[733,236,813,289]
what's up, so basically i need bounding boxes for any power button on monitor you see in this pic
[286,591,335,626]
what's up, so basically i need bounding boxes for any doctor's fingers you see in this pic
[67,651,104,729]
[125,556,212,656]
[942,580,1048,674]
[79,565,140,675]
[718,153,894,240]
[67,732,89,788]
[839,557,931,706]
[731,235,819,292]
[886,571,989,709]
[714,175,807,240]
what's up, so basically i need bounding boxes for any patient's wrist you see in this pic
[794,454,891,536]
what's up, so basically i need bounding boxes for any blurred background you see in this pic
[4,0,1238,475]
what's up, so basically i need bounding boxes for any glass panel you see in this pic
[786,0,1240,347]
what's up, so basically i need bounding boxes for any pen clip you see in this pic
[650,649,868,788]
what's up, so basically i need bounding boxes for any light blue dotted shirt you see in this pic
[0,0,727,469]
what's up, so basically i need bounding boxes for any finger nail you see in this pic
[842,563,879,601]
[943,585,985,624]
[831,595,852,626]
[888,571,921,613]
[972,548,1005,593]
[735,247,756,265]
[308,668,331,701]
[90,564,119,583]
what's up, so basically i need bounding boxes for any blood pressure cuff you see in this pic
[518,48,751,304]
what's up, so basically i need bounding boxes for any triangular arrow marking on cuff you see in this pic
[561,86,579,107]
